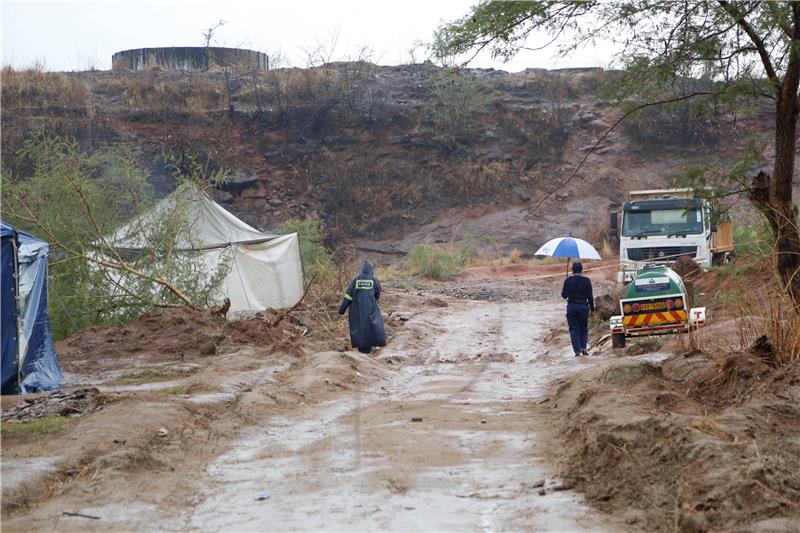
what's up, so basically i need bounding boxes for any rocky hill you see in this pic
[1,63,775,257]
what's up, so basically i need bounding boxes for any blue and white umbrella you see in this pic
[535,237,602,260]
[535,236,602,275]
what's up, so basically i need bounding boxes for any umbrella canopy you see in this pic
[535,237,602,260]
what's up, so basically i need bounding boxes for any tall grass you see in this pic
[733,219,772,257]
[116,75,224,114]
[735,295,800,364]
[405,244,468,280]
[585,214,616,258]
[1,67,90,109]
[1,416,70,435]
[676,253,799,365]
[729,219,799,362]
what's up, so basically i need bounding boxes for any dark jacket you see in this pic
[561,274,595,311]
[338,261,387,349]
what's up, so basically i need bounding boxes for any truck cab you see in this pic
[612,189,733,283]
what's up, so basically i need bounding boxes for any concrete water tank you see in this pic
[112,47,268,72]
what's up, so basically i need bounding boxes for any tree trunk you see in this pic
[750,90,800,311]
[749,6,800,312]
[750,170,800,311]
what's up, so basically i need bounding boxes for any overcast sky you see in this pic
[2,0,616,72]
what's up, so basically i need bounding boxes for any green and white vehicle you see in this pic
[609,264,707,348]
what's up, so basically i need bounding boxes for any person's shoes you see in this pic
[582,349,591,356]
[574,352,582,357]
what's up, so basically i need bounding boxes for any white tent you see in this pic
[105,184,304,314]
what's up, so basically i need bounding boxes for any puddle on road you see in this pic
[191,299,610,531]
[1,457,64,497]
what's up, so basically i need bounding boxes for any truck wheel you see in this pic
[712,252,733,266]
[612,332,626,348]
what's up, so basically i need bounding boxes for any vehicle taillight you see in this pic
[666,299,674,309]
[632,303,640,312]
[623,304,632,313]
[674,298,683,308]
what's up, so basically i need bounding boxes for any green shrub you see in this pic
[458,243,478,266]
[277,218,333,279]
[3,131,230,339]
[427,69,489,151]
[588,315,607,329]
[733,219,772,257]
[406,243,470,280]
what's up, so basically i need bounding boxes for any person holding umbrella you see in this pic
[535,236,600,357]
[561,262,595,356]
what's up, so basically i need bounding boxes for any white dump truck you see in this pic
[610,189,734,283]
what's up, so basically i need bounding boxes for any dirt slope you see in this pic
[2,64,781,256]
[546,353,800,531]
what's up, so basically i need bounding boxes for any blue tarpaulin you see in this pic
[1,220,62,395]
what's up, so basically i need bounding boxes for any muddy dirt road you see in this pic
[3,282,618,531]
[191,299,607,531]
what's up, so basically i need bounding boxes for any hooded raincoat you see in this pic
[338,261,386,351]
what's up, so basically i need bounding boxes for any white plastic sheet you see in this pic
[104,185,304,313]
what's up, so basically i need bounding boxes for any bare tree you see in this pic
[202,19,227,48]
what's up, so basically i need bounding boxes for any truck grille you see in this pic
[627,246,697,262]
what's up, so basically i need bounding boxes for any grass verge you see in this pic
[1,415,70,435]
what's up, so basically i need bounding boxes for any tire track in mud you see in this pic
[189,298,612,532]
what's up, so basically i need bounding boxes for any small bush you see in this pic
[405,244,468,280]
[277,218,333,280]
[588,315,607,331]
[509,249,522,263]
[458,242,478,266]
[426,69,489,151]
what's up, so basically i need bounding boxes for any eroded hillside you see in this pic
[1,63,773,255]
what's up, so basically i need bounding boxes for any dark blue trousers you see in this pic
[566,303,590,354]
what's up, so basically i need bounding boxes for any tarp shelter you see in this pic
[105,185,304,315]
[1,220,63,395]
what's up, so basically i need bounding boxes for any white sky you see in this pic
[1,0,616,72]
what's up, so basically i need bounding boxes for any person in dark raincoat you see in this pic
[561,262,595,357]
[338,261,386,354]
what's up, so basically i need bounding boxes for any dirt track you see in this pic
[190,299,608,531]
[7,264,797,531]
[2,280,618,531]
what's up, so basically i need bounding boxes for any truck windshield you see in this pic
[622,208,703,237]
